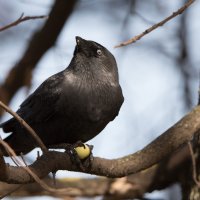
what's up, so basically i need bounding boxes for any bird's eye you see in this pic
[97,49,102,56]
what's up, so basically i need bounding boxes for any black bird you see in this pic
[0,36,124,155]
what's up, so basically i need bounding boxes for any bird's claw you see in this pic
[66,142,93,171]
[49,141,93,171]
[65,144,85,171]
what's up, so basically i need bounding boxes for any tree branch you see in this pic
[0,13,47,32]
[115,0,195,48]
[0,148,190,199]
[0,105,200,185]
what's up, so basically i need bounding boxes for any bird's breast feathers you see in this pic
[60,73,122,122]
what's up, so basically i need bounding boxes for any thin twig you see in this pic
[0,13,48,32]
[115,0,195,48]
[10,154,20,167]
[0,101,48,153]
[188,141,200,187]
[20,153,28,167]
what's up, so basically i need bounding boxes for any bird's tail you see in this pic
[0,118,17,133]
[0,119,22,156]
[0,118,35,156]
[1,134,23,156]
[0,133,34,156]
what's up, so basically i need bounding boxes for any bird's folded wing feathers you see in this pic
[0,73,64,132]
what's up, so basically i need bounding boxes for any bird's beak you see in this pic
[74,36,89,56]
[75,36,86,46]
[76,36,81,45]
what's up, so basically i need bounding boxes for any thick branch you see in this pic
[0,105,200,184]
[0,145,191,198]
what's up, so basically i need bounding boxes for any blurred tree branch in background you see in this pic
[115,0,195,47]
[0,13,48,32]
[176,0,197,110]
[0,0,77,117]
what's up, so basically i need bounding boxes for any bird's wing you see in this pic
[19,72,64,123]
[0,72,64,132]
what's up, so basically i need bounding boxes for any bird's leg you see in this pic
[65,141,94,171]
[49,143,83,168]
[65,143,85,171]
[82,144,94,170]
[74,141,94,170]
[49,142,94,171]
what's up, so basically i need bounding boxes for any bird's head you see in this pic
[71,36,119,80]
[74,36,109,58]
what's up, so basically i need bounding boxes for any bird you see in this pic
[0,36,124,156]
